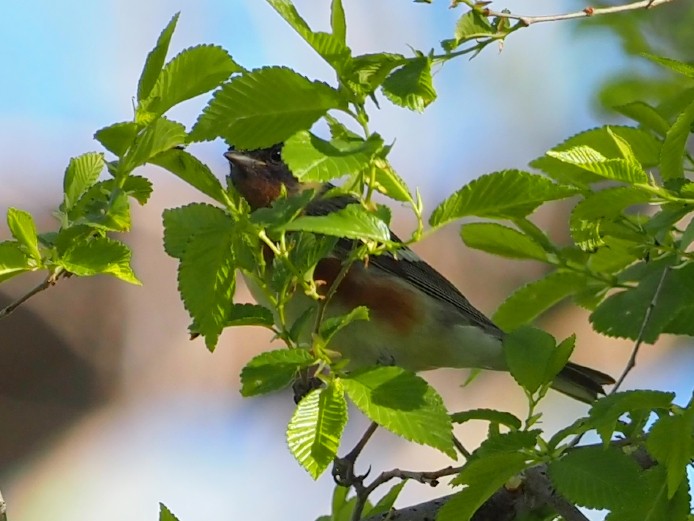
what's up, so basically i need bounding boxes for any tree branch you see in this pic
[0,270,67,320]
[611,265,670,393]
[482,0,677,26]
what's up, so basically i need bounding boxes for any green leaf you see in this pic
[190,66,346,148]
[660,96,694,180]
[226,303,274,328]
[282,204,391,242]
[613,101,670,137]
[590,262,694,342]
[646,408,694,498]
[382,56,436,112]
[250,190,315,228]
[138,45,241,122]
[70,187,131,232]
[282,131,383,182]
[266,0,351,73]
[429,170,578,228]
[59,237,141,284]
[162,203,232,259]
[587,390,675,444]
[438,453,528,521]
[0,241,31,281]
[473,430,539,459]
[94,122,139,157]
[158,503,180,521]
[548,446,646,510]
[503,326,571,394]
[286,382,348,479]
[605,466,691,521]
[460,222,548,261]
[62,152,105,211]
[547,146,648,184]
[342,366,455,457]
[178,217,236,350]
[7,208,40,262]
[642,53,694,78]
[330,0,346,44]
[120,117,187,174]
[138,12,180,101]
[570,186,653,251]
[150,147,226,204]
[493,271,588,331]
[240,348,315,397]
[442,10,494,51]
[450,408,522,431]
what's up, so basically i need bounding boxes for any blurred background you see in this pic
[1,1,692,520]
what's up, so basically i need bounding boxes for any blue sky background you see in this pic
[1,2,691,521]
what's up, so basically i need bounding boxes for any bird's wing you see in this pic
[304,194,504,337]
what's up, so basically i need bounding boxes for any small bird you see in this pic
[224,144,614,402]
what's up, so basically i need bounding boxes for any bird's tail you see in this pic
[552,362,615,403]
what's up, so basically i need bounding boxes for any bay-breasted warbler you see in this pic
[224,144,614,403]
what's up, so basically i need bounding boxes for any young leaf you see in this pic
[320,306,369,344]
[442,10,494,51]
[532,126,661,186]
[330,0,346,44]
[94,122,139,157]
[178,221,236,350]
[493,271,588,331]
[642,53,694,78]
[240,348,315,397]
[450,408,522,431]
[382,56,436,112]
[266,0,351,73]
[569,186,653,251]
[281,204,391,242]
[137,45,241,122]
[62,152,105,211]
[0,241,31,281]
[343,52,406,99]
[138,12,180,102]
[59,237,141,284]
[503,326,562,394]
[163,203,232,259]
[282,131,384,182]
[286,381,348,479]
[371,158,413,203]
[660,96,694,180]
[7,208,41,262]
[190,67,346,148]
[150,147,226,204]
[364,481,406,518]
[342,366,455,457]
[548,446,646,510]
[429,170,578,228]
[645,408,694,498]
[460,222,548,261]
[547,146,648,184]
[120,117,187,174]
[226,303,274,328]
[438,452,529,521]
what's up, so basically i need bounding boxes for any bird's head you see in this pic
[224,144,303,210]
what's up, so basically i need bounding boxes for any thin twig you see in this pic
[452,434,471,459]
[611,266,670,394]
[482,0,677,26]
[0,270,66,320]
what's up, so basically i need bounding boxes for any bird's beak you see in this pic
[224,150,265,168]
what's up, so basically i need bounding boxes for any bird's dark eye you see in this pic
[270,148,282,162]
